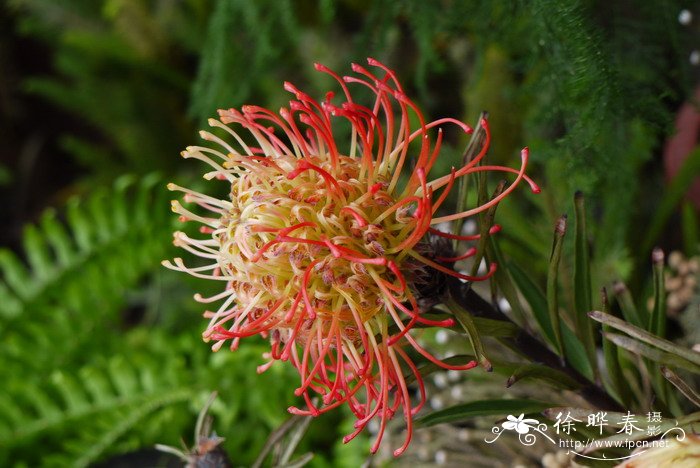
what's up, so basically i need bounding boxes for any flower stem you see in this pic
[443,276,624,412]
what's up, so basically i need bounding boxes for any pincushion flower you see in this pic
[163,59,538,456]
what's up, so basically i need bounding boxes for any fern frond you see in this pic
[0,354,195,466]
[0,173,171,318]
[0,174,175,376]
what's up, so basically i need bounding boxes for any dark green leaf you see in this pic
[648,249,667,336]
[506,363,580,390]
[599,289,630,405]
[416,399,552,427]
[572,192,597,377]
[509,261,556,347]
[546,215,567,356]
[445,293,492,371]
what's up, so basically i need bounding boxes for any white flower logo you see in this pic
[486,413,552,446]
[502,414,540,434]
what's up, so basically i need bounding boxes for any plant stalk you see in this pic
[444,276,623,412]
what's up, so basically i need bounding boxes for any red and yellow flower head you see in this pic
[164,59,538,455]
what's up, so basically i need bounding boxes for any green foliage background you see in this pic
[0,0,698,466]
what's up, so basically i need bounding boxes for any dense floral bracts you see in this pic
[163,59,539,456]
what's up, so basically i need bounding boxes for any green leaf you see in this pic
[572,192,597,376]
[599,289,630,405]
[445,293,492,371]
[472,316,518,338]
[453,112,488,241]
[0,250,33,300]
[546,215,567,356]
[509,261,555,347]
[661,367,700,408]
[23,224,53,282]
[508,260,591,379]
[69,389,192,468]
[589,311,700,368]
[561,324,594,380]
[394,313,517,338]
[40,210,76,267]
[416,399,552,427]
[487,237,527,326]
[648,249,667,336]
[612,281,646,328]
[506,363,580,390]
[602,332,700,374]
[469,180,504,278]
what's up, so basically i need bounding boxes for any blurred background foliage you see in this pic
[1,0,699,466]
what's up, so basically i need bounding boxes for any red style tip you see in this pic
[393,91,407,101]
[369,182,384,194]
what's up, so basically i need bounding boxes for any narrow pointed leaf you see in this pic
[445,294,492,371]
[415,398,552,427]
[469,180,504,278]
[471,316,518,338]
[40,210,75,267]
[509,262,555,347]
[602,332,700,373]
[661,367,700,408]
[453,112,488,241]
[561,325,594,379]
[487,237,527,326]
[23,225,53,282]
[612,281,645,327]
[648,248,667,336]
[573,192,597,376]
[546,215,567,357]
[599,289,630,405]
[589,311,700,367]
[506,363,580,390]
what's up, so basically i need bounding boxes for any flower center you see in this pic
[215,153,418,342]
